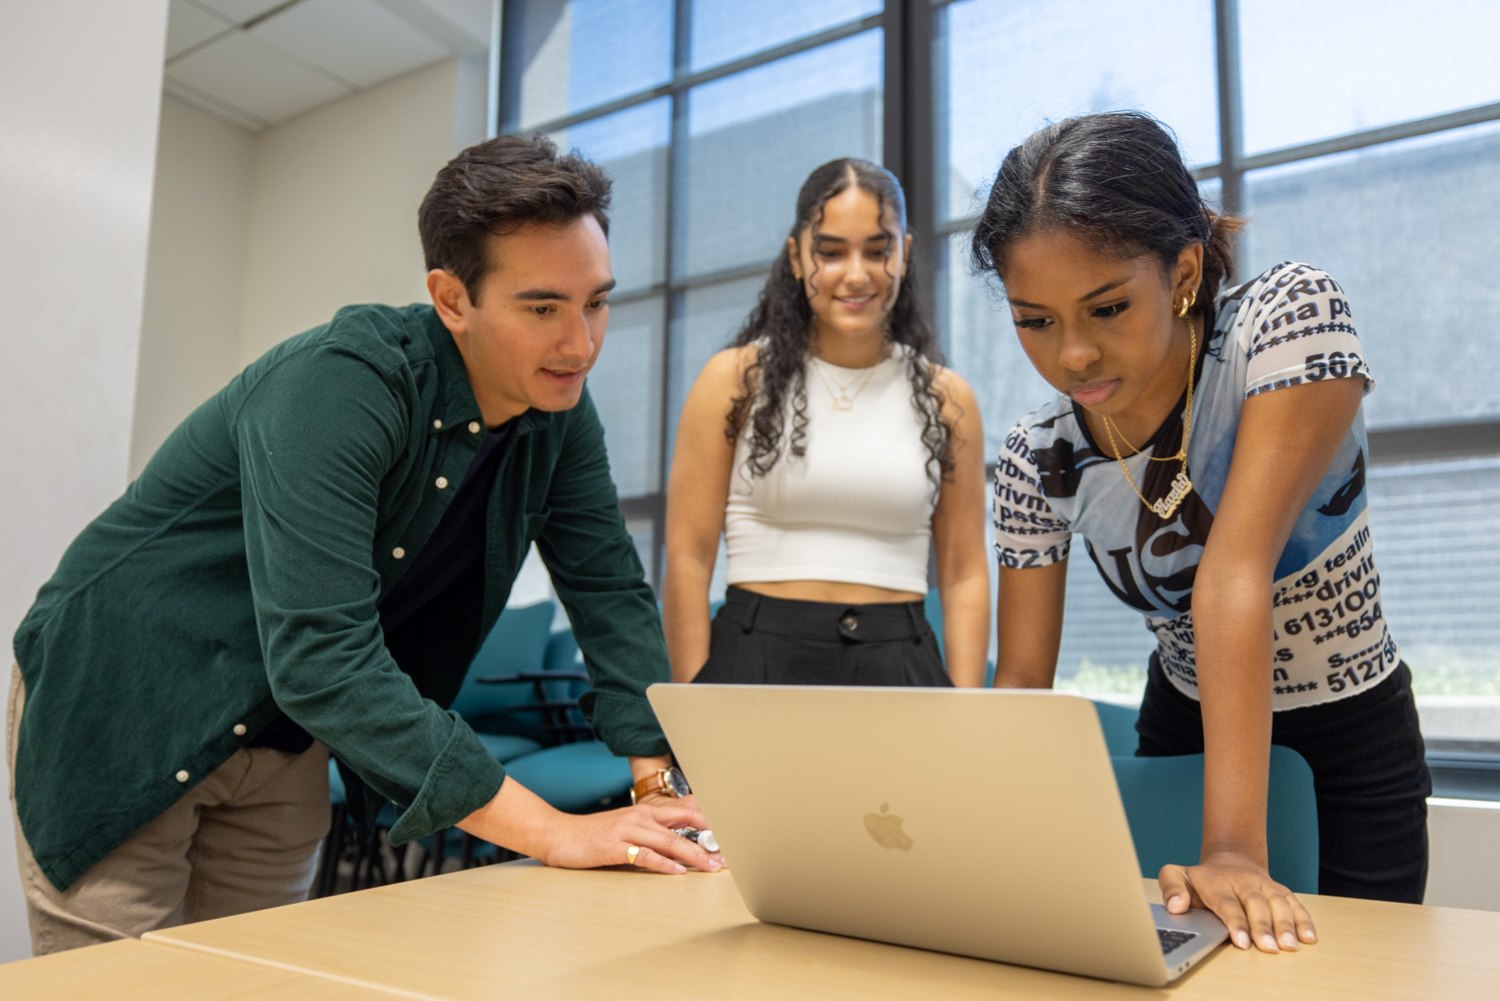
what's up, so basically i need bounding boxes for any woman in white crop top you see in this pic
[663,158,989,688]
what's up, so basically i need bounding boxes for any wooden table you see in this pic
[141,860,1500,1000]
[0,936,399,998]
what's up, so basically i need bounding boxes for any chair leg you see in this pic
[312,802,348,897]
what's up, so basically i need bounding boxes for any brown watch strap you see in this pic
[631,770,673,802]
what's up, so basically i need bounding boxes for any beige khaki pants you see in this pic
[7,664,331,955]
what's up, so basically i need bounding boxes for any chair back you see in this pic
[923,589,943,655]
[451,600,556,734]
[1109,746,1320,893]
[1092,700,1140,756]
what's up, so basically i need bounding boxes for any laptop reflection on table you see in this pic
[647,684,1228,987]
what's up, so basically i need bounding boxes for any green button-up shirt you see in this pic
[13,303,670,891]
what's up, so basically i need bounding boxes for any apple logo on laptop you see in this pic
[863,803,913,850]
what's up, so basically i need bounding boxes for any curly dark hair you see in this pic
[970,111,1243,322]
[418,134,612,303]
[727,158,953,489]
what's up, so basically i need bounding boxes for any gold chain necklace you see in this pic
[1100,313,1197,520]
[810,354,880,411]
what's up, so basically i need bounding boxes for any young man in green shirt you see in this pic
[8,134,718,955]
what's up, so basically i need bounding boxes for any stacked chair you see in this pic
[316,599,634,894]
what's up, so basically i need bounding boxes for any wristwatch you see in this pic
[630,766,691,803]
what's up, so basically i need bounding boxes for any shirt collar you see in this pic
[419,305,553,438]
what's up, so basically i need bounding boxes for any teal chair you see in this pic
[320,601,566,891]
[1109,746,1320,893]
[451,600,557,759]
[502,740,633,813]
[1092,699,1141,756]
[923,589,944,656]
[474,624,633,813]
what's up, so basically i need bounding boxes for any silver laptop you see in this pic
[648,684,1228,987]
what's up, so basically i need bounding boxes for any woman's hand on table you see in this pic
[1159,851,1317,953]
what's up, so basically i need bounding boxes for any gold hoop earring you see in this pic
[1175,289,1197,318]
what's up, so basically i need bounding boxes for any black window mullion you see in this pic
[648,0,696,589]
[885,0,938,355]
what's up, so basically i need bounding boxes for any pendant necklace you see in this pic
[810,354,880,411]
[1100,309,1197,520]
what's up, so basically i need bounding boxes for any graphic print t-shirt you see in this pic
[993,262,1398,710]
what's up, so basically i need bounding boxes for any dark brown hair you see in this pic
[418,134,612,302]
[971,111,1243,316]
[728,158,953,488]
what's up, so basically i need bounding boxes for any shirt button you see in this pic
[175,770,190,783]
[433,419,444,430]
[392,546,406,559]
[435,476,449,489]
[468,421,481,434]
[233,723,247,737]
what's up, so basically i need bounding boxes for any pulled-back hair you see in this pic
[419,134,612,302]
[970,111,1243,314]
[729,158,952,487]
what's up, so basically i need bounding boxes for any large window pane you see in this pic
[937,0,1218,224]
[1368,458,1500,744]
[1239,0,1500,155]
[553,99,671,294]
[504,0,673,130]
[680,30,883,278]
[588,296,664,497]
[939,232,1054,461]
[1241,122,1500,428]
[624,516,658,587]
[666,275,764,460]
[689,0,881,72]
[1053,555,1156,696]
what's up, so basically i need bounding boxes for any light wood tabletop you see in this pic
[141,859,1500,1000]
[0,936,401,999]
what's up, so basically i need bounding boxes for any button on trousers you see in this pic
[694,587,952,686]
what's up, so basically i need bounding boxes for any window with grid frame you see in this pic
[498,0,1500,758]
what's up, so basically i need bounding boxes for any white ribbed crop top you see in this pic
[724,349,935,595]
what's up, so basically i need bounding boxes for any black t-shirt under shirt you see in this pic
[249,424,512,753]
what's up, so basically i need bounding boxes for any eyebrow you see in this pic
[513,279,617,302]
[810,232,892,245]
[1008,277,1131,310]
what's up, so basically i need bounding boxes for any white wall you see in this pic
[0,0,171,964]
[131,57,482,471]
[131,95,255,475]
[237,57,471,364]
[3,37,475,961]
[1427,800,1500,912]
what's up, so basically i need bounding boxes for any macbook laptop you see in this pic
[647,684,1228,986]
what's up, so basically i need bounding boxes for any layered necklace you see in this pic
[810,353,882,411]
[1100,308,1197,520]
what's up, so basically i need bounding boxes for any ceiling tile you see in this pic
[163,78,271,132]
[166,31,353,125]
[382,0,492,51]
[250,0,452,89]
[190,0,292,24]
[166,0,235,59]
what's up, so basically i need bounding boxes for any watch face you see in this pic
[665,767,692,797]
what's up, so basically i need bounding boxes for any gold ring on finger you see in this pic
[626,844,641,866]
